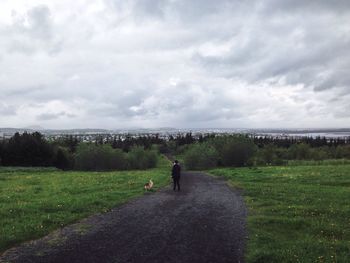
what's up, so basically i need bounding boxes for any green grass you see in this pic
[287,159,350,166]
[0,156,172,253]
[209,164,350,263]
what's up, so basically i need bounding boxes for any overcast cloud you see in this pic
[0,0,349,129]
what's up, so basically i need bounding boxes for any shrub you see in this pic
[172,144,191,156]
[182,135,257,169]
[0,142,3,166]
[288,143,311,160]
[166,141,177,153]
[255,145,287,166]
[158,143,169,154]
[54,147,74,170]
[221,140,256,167]
[209,136,256,167]
[184,143,219,170]
[335,145,350,159]
[74,144,127,171]
[309,147,331,160]
[128,146,158,169]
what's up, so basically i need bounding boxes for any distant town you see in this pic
[1,127,350,143]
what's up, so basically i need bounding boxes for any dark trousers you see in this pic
[173,176,180,191]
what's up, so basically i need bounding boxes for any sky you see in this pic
[0,0,349,129]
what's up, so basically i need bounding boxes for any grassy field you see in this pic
[209,164,350,263]
[287,159,350,166]
[0,156,171,253]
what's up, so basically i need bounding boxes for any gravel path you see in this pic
[0,172,247,263]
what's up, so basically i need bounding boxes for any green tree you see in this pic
[2,132,55,167]
[74,144,128,171]
[128,146,158,169]
[210,136,256,167]
[184,142,219,170]
[54,147,73,170]
[288,144,311,160]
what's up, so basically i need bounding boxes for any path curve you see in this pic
[0,172,247,263]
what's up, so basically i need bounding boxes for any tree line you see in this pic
[1,132,349,170]
[253,135,349,148]
[0,132,158,171]
[181,135,350,169]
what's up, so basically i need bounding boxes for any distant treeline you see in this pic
[253,136,349,148]
[0,132,56,167]
[1,132,350,170]
[109,133,350,149]
[180,135,350,169]
[0,132,158,171]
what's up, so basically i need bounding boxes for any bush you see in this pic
[173,144,191,155]
[74,144,128,171]
[209,136,256,167]
[158,143,170,154]
[0,142,3,166]
[184,143,219,170]
[128,146,158,169]
[255,144,287,166]
[54,147,74,170]
[221,141,256,167]
[182,135,257,169]
[74,144,159,171]
[335,145,350,159]
[288,143,311,160]
[309,147,331,160]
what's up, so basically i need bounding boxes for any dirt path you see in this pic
[0,172,247,263]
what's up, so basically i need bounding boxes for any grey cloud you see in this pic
[103,0,165,22]
[3,5,62,55]
[0,103,17,115]
[333,108,350,118]
[106,0,243,29]
[23,5,52,39]
[133,0,166,18]
[166,0,234,22]
[6,86,46,96]
[9,5,52,39]
[36,111,75,121]
[192,5,350,94]
[182,107,241,123]
[119,81,242,123]
[1,1,349,128]
[260,0,350,14]
[330,93,350,118]
[87,94,148,118]
[85,80,240,123]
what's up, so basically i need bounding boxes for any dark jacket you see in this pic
[172,163,181,178]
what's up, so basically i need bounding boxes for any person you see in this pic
[171,160,181,191]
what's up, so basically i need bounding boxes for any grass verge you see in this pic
[0,155,171,253]
[209,164,350,263]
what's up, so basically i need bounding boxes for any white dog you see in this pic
[144,179,154,191]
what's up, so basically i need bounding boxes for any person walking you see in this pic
[171,160,181,191]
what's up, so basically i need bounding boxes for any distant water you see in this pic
[1,127,350,139]
[179,128,350,138]
[258,132,350,138]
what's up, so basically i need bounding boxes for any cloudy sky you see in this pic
[0,0,349,129]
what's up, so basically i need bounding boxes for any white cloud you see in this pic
[0,0,349,129]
